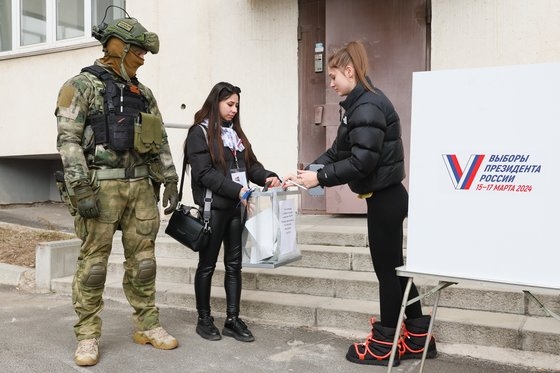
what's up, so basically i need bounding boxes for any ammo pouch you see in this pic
[134,112,163,154]
[88,112,135,151]
[81,65,149,152]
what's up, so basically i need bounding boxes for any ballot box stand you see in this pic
[242,188,301,268]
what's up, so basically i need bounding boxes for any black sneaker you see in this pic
[222,317,255,342]
[196,316,221,341]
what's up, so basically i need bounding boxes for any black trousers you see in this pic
[366,183,423,328]
[194,207,243,317]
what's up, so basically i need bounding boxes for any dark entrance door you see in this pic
[298,0,327,213]
[298,0,429,214]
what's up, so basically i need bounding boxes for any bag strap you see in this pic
[203,188,212,226]
[179,125,213,223]
[178,151,188,200]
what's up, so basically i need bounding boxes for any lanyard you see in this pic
[231,148,239,169]
[224,128,241,168]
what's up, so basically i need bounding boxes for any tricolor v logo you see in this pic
[442,154,485,190]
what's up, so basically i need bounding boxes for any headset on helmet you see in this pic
[92,6,159,54]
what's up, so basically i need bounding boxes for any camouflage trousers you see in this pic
[72,177,161,340]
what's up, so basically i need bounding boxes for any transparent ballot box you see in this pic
[242,188,301,268]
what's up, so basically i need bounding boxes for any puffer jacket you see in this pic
[185,124,277,210]
[313,80,405,194]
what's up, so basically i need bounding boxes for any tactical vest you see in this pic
[82,65,148,151]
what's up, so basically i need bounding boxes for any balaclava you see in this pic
[99,37,144,82]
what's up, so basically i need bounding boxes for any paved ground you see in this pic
[0,202,75,233]
[0,203,559,372]
[1,285,556,373]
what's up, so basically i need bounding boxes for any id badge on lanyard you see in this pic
[229,143,248,188]
[231,168,248,188]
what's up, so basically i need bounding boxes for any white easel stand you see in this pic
[386,266,560,373]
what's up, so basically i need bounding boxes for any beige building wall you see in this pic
[4,0,559,204]
[1,47,98,156]
[132,0,300,199]
[0,0,298,204]
[431,0,560,69]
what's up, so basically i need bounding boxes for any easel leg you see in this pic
[387,277,413,372]
[418,280,444,373]
[523,290,560,321]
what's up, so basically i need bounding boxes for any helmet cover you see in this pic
[93,17,159,54]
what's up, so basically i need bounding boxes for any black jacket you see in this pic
[185,124,277,209]
[313,81,405,194]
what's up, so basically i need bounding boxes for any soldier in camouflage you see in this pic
[55,15,179,366]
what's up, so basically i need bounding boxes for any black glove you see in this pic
[162,182,179,215]
[74,184,100,219]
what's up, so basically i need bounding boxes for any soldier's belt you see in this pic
[95,165,149,180]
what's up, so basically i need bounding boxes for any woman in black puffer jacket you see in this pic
[284,41,436,366]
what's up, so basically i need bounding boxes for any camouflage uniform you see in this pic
[55,60,178,341]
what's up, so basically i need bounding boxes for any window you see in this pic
[0,0,125,57]
[21,0,47,46]
[56,0,85,41]
[0,0,12,51]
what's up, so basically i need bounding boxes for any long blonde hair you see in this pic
[328,40,374,92]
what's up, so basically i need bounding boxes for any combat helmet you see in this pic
[92,10,159,54]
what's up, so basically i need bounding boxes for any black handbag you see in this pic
[165,128,213,251]
[165,196,211,252]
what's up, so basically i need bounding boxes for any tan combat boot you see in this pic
[133,326,178,350]
[74,338,99,366]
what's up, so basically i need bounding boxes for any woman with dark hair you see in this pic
[284,41,437,366]
[184,82,281,342]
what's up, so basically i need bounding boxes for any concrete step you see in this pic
[48,215,560,360]
[50,275,560,356]
[111,236,376,272]
[106,255,377,300]
[112,238,375,270]
[110,214,374,276]
[104,254,560,317]
[289,244,373,272]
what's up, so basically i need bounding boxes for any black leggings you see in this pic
[195,207,243,317]
[367,183,423,328]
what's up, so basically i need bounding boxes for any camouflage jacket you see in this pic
[55,60,178,188]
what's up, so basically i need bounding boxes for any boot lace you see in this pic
[76,338,98,355]
[352,317,399,361]
[398,322,432,355]
[144,326,173,342]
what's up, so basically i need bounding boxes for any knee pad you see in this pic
[136,258,156,283]
[82,263,107,287]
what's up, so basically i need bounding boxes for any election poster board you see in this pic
[406,62,560,290]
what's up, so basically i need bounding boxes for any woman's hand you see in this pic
[238,187,249,207]
[296,170,320,189]
[282,170,319,189]
[281,173,298,189]
[265,176,282,188]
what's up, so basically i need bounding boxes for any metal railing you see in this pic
[164,123,189,129]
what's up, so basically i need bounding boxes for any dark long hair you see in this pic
[185,82,259,171]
